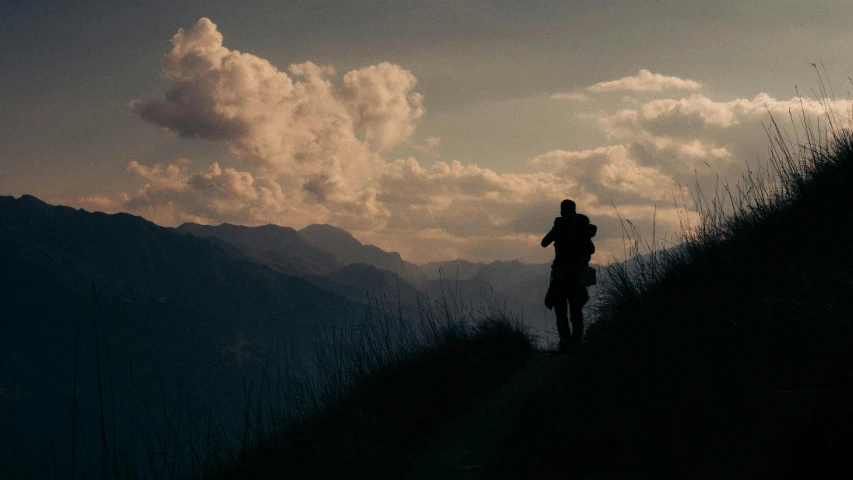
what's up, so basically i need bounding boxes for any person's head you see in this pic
[560,199,576,216]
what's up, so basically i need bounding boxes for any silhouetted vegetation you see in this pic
[493,85,853,478]
[210,294,534,479]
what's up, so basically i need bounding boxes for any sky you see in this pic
[3,0,853,264]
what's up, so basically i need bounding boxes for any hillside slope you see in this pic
[483,134,853,478]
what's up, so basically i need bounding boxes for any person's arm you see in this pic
[541,229,554,248]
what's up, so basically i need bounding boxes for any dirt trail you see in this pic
[403,350,572,480]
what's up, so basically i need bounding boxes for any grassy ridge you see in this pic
[210,297,534,479]
[491,109,853,477]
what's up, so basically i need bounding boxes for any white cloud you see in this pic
[550,92,591,102]
[340,62,424,150]
[531,146,679,203]
[122,159,299,226]
[377,158,577,237]
[130,18,421,210]
[116,158,389,231]
[596,93,853,176]
[587,69,702,93]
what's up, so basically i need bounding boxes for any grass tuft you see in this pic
[210,292,534,479]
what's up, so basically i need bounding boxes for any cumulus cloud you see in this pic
[340,62,424,150]
[122,159,293,226]
[130,17,422,209]
[112,158,391,231]
[596,93,853,177]
[377,158,579,237]
[99,148,672,262]
[368,151,688,261]
[587,69,702,93]
[531,146,679,203]
[611,93,845,131]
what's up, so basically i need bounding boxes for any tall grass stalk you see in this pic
[595,70,853,323]
[89,284,110,478]
[209,284,533,479]
[49,280,530,479]
[72,315,80,480]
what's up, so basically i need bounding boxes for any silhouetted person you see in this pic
[542,199,597,350]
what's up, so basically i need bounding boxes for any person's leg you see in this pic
[553,290,570,347]
[568,287,589,342]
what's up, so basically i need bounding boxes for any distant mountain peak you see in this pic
[4,194,55,214]
[489,259,523,266]
[176,222,338,276]
[18,194,48,205]
[300,223,360,245]
[299,223,426,286]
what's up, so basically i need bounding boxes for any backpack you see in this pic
[584,220,597,259]
[553,214,596,262]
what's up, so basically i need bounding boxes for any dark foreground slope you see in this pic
[490,135,853,478]
[0,196,361,477]
[212,315,534,480]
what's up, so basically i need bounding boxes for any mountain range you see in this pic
[175,220,557,315]
[0,195,360,476]
[0,194,560,476]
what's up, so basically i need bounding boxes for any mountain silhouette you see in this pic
[329,263,422,304]
[299,224,428,287]
[474,260,552,293]
[178,222,341,276]
[421,259,557,320]
[421,259,483,280]
[176,222,557,313]
[0,195,362,476]
[177,222,423,306]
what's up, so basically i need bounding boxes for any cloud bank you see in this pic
[81,18,847,264]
